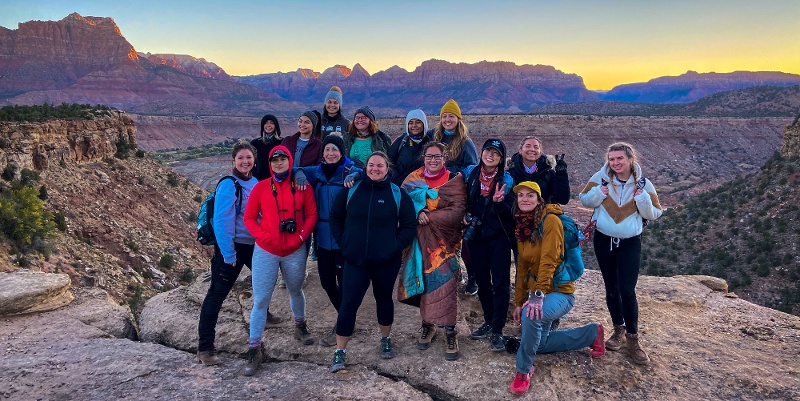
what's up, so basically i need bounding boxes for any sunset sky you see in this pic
[1,0,798,90]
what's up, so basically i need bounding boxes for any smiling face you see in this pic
[270,155,289,175]
[234,149,255,175]
[263,119,276,135]
[440,112,459,131]
[516,187,540,212]
[323,143,342,164]
[408,118,425,136]
[297,116,313,136]
[353,113,370,132]
[481,148,502,169]
[423,146,445,175]
[366,154,389,181]
[607,150,633,178]
[325,99,340,116]
[520,138,542,164]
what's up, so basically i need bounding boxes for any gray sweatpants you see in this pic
[249,243,308,341]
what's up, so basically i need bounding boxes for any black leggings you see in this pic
[316,247,343,311]
[466,235,512,334]
[335,259,401,337]
[594,231,642,334]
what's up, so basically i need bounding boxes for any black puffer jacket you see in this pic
[329,176,417,267]
[507,153,570,205]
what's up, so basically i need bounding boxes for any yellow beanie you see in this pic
[440,99,462,120]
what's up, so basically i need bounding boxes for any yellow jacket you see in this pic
[514,203,575,307]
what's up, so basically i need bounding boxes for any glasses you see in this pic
[424,154,443,160]
[354,115,369,121]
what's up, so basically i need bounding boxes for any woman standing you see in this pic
[293,134,361,347]
[579,142,662,365]
[320,86,350,138]
[282,111,323,167]
[241,146,318,376]
[328,151,417,372]
[343,106,392,168]
[398,142,466,361]
[388,109,430,185]
[196,142,259,366]
[250,114,282,180]
[508,181,605,395]
[462,139,515,352]
[507,137,570,205]
[432,99,478,174]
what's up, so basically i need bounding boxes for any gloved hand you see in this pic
[294,170,307,191]
[555,154,567,175]
[523,290,544,320]
[344,171,359,188]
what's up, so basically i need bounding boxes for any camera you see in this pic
[279,218,297,234]
[462,214,482,241]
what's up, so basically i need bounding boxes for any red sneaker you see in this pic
[509,370,532,395]
[590,324,606,358]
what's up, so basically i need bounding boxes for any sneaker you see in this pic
[196,350,221,366]
[319,325,337,347]
[330,349,346,373]
[490,333,505,352]
[242,345,264,377]
[416,323,437,350]
[444,329,460,361]
[380,336,395,359]
[470,323,492,339]
[509,370,532,395]
[606,325,626,351]
[294,321,315,345]
[590,324,606,358]
[464,276,478,295]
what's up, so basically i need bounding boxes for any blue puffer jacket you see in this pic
[297,157,362,250]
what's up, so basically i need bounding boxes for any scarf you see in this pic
[321,158,344,180]
[515,211,539,243]
[273,170,289,182]
[444,129,455,136]
[478,167,497,197]
[232,167,252,181]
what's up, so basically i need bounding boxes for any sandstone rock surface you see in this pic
[0,271,73,315]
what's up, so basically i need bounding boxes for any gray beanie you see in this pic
[325,86,343,105]
[354,106,376,123]
[301,110,318,128]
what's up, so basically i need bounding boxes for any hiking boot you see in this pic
[267,310,283,325]
[605,325,626,351]
[490,333,505,352]
[319,325,337,347]
[509,368,533,395]
[470,323,492,339]
[444,329,460,361]
[380,336,395,359]
[330,349,346,373]
[465,276,478,295]
[416,323,437,350]
[196,350,221,366]
[590,324,606,358]
[626,333,650,365]
[242,345,264,377]
[294,321,315,345]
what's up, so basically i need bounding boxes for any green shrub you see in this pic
[0,186,55,248]
[193,194,203,203]
[167,173,180,187]
[179,268,195,283]
[1,164,16,181]
[38,185,48,200]
[135,149,146,158]
[124,239,138,252]
[115,135,131,159]
[19,169,40,186]
[159,253,175,270]
[53,212,67,232]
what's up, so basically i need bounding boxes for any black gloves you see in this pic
[555,154,567,175]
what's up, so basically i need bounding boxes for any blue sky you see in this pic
[1,0,798,89]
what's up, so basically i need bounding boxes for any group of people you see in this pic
[195,89,663,395]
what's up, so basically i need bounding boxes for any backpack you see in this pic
[537,212,585,290]
[196,176,242,246]
[346,180,401,214]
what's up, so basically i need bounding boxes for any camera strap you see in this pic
[270,178,297,224]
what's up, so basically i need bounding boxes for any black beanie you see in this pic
[322,133,345,155]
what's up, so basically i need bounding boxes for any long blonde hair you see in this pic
[433,120,469,162]
[605,141,639,182]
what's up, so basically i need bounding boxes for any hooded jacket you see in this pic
[321,111,350,138]
[389,109,431,186]
[244,145,318,256]
[515,203,575,307]
[251,114,282,180]
[213,174,257,264]
[507,153,570,205]
[329,175,417,268]
[579,162,662,239]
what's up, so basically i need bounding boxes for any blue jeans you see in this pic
[516,292,598,374]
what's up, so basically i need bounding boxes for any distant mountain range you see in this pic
[1,13,799,116]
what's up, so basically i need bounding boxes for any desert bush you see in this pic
[159,253,175,270]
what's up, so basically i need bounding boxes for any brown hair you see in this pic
[232,141,257,159]
[419,141,447,162]
[347,120,379,137]
[367,150,393,169]
[605,141,639,182]
[514,190,546,245]
[518,136,542,151]
[433,120,469,162]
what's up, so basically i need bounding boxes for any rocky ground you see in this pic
[3,264,798,401]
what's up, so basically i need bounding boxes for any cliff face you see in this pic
[782,113,800,157]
